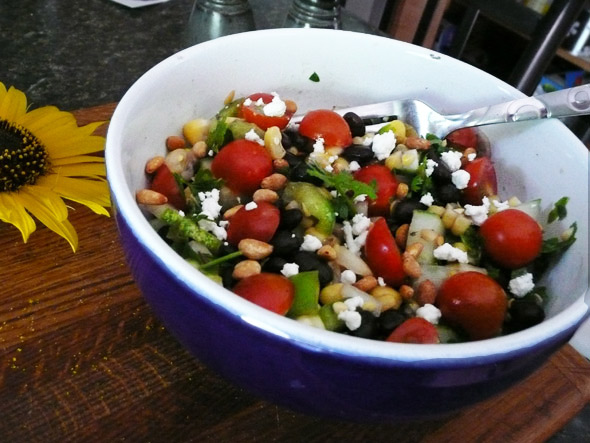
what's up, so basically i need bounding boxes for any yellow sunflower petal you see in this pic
[44,135,106,159]
[17,106,77,135]
[37,175,111,215]
[0,192,37,243]
[51,163,107,177]
[0,85,28,122]
[15,188,78,251]
[52,155,105,166]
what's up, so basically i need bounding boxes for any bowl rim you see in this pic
[105,28,590,362]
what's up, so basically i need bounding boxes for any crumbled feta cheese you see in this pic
[328,155,338,164]
[362,133,374,146]
[341,270,357,285]
[338,310,362,331]
[208,150,215,157]
[342,221,368,255]
[467,152,477,161]
[198,219,227,241]
[464,196,490,226]
[281,262,300,278]
[416,303,442,324]
[377,277,386,286]
[300,234,323,252]
[324,164,334,173]
[441,150,463,172]
[243,98,252,106]
[198,189,222,220]
[330,190,338,198]
[425,159,438,177]
[219,220,229,228]
[245,201,258,211]
[178,210,185,217]
[354,194,367,203]
[433,243,469,263]
[492,199,510,212]
[244,128,264,146]
[262,93,286,117]
[451,169,471,189]
[420,192,434,207]
[509,272,535,297]
[348,160,361,172]
[313,137,325,153]
[371,130,396,160]
[344,295,364,311]
[351,213,371,236]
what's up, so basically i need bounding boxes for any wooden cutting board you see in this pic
[0,103,588,442]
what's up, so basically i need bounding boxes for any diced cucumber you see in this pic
[406,210,445,264]
[436,324,463,343]
[514,198,541,221]
[413,263,487,288]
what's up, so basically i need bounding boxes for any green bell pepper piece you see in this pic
[288,270,320,318]
[284,182,335,235]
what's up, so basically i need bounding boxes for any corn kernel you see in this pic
[183,118,211,145]
[320,283,344,305]
[451,214,472,236]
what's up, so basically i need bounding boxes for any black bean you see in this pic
[348,310,378,338]
[279,208,303,230]
[262,256,287,274]
[271,231,303,257]
[293,251,321,271]
[508,299,545,331]
[391,199,426,224]
[217,241,238,257]
[432,162,452,185]
[281,131,292,149]
[220,264,236,289]
[316,261,334,287]
[289,162,323,186]
[377,310,406,336]
[341,145,374,165]
[343,112,365,137]
[435,183,462,204]
[284,150,304,168]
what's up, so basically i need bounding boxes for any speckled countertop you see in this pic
[0,0,588,439]
[0,0,375,110]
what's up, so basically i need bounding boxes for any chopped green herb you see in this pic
[159,208,221,253]
[547,196,569,223]
[206,118,232,153]
[541,222,577,254]
[309,72,320,82]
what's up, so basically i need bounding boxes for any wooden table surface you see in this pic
[1,103,589,442]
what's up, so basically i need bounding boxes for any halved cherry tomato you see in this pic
[461,157,498,205]
[211,139,273,195]
[386,317,439,344]
[353,164,398,216]
[298,109,352,148]
[240,93,294,130]
[446,127,478,150]
[480,209,542,269]
[436,271,507,340]
[233,273,295,315]
[364,217,405,287]
[226,201,280,245]
[150,163,186,210]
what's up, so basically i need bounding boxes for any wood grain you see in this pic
[0,103,588,442]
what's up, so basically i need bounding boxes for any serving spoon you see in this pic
[290,84,590,139]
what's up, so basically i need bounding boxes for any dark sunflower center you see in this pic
[0,119,50,192]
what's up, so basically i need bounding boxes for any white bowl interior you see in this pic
[106,29,589,361]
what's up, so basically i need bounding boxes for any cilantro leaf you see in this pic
[309,72,320,82]
[547,196,569,223]
[541,222,577,254]
[206,118,232,152]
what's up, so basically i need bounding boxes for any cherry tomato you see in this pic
[446,127,478,150]
[150,163,186,210]
[364,217,405,287]
[240,93,294,130]
[233,273,295,315]
[353,164,398,216]
[298,109,352,148]
[436,271,507,340]
[386,317,439,344]
[226,201,280,245]
[480,209,542,269]
[461,157,498,205]
[211,139,273,195]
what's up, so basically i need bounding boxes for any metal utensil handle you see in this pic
[455,84,590,130]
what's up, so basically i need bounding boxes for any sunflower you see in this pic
[0,82,110,251]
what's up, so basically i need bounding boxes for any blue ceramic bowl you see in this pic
[105,29,589,421]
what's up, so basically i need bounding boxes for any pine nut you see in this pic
[354,276,378,292]
[136,189,168,205]
[224,90,235,105]
[317,245,337,261]
[370,286,402,311]
[405,136,431,150]
[284,99,298,114]
[405,242,424,258]
[396,183,409,199]
[253,188,279,203]
[402,253,421,278]
[273,158,289,171]
[223,204,243,220]
[238,239,273,260]
[395,224,409,249]
[261,173,287,191]
[192,141,208,159]
[232,260,261,279]
[420,229,438,242]
[145,156,165,174]
[399,284,414,300]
